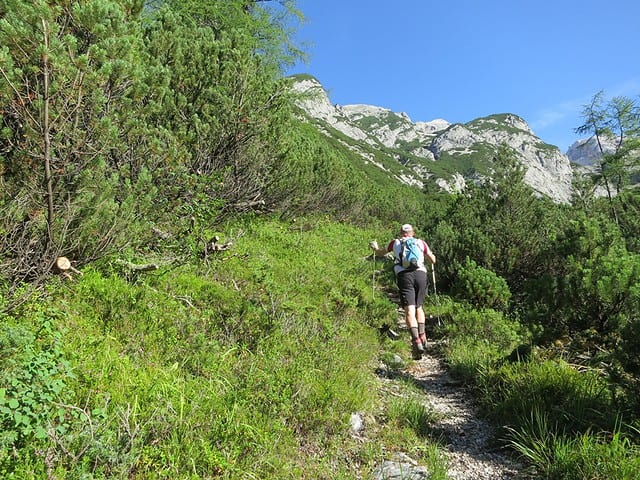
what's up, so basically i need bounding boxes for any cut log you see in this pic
[56,256,71,271]
[56,256,83,279]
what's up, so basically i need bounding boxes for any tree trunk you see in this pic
[42,18,55,247]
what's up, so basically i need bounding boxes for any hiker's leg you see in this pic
[398,271,423,359]
[415,271,428,345]
[416,306,427,345]
[397,271,417,339]
[405,304,423,359]
[404,304,419,340]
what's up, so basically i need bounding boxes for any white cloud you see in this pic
[530,97,587,132]
[530,110,566,131]
[531,77,640,144]
[608,77,640,97]
[526,97,592,151]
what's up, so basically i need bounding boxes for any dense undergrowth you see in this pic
[437,297,640,479]
[1,216,404,478]
[4,213,640,479]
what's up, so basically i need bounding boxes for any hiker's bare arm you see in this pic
[369,241,391,258]
[372,246,391,257]
[422,240,436,265]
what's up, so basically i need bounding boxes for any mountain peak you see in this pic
[469,113,533,135]
[291,76,575,203]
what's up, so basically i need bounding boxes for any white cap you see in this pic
[401,224,413,233]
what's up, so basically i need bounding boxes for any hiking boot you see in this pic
[411,340,424,360]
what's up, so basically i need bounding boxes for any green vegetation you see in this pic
[11,218,391,478]
[467,115,528,136]
[351,110,408,132]
[1,0,640,478]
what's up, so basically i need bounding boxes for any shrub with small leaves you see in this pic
[0,309,72,455]
[453,257,511,310]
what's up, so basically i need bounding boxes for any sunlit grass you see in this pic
[507,411,640,479]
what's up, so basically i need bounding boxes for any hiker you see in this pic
[369,224,436,359]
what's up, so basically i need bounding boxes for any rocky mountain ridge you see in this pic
[566,135,618,166]
[292,76,602,203]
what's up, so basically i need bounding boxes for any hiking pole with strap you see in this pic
[431,265,442,327]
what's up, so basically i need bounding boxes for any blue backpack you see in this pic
[398,237,422,270]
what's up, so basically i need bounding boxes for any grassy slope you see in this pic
[15,215,431,478]
[5,217,640,479]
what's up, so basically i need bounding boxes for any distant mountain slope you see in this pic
[292,75,575,203]
[566,135,618,166]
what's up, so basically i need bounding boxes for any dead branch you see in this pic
[202,230,244,259]
[116,260,159,272]
[152,227,173,240]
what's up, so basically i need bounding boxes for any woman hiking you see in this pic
[370,224,436,360]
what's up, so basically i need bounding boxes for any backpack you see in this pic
[398,237,422,270]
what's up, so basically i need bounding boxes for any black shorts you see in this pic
[396,269,428,307]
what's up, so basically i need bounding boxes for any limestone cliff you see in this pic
[292,76,575,202]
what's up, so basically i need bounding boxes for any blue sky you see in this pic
[285,0,640,152]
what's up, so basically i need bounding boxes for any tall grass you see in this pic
[507,411,640,479]
[478,360,615,436]
[1,216,395,478]
[387,397,439,438]
[436,297,640,479]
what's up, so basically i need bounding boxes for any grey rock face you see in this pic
[566,135,616,166]
[293,77,576,203]
[373,453,431,480]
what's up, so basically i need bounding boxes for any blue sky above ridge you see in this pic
[285,0,640,152]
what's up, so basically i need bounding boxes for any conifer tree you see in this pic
[576,91,640,225]
[142,0,302,217]
[0,0,152,287]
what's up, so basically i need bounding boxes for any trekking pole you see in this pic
[431,265,442,327]
[371,251,376,299]
[369,240,379,299]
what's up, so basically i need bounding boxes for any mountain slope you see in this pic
[292,75,574,203]
[566,135,618,166]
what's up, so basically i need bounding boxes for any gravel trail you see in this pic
[373,298,534,479]
[403,342,532,479]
